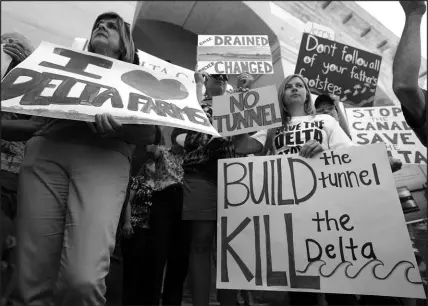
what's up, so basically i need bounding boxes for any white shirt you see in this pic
[251,114,353,155]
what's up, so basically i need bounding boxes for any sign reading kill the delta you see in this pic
[295,33,382,107]
[217,144,425,298]
[212,85,282,136]
[1,42,219,136]
[346,106,426,164]
[197,35,273,75]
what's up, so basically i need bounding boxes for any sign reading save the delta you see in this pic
[212,85,282,136]
[294,33,382,107]
[197,35,273,74]
[217,144,425,298]
[346,106,426,164]
[1,42,219,136]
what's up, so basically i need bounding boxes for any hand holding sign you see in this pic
[194,64,211,85]
[237,72,254,90]
[87,113,123,137]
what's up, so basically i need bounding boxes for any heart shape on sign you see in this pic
[121,70,189,100]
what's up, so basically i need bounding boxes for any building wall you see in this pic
[1,1,137,48]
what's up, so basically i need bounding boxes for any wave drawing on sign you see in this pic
[297,259,422,285]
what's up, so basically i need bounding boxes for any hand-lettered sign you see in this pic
[345,106,426,164]
[212,85,282,136]
[0,42,220,136]
[197,35,273,75]
[294,33,382,107]
[303,22,335,41]
[217,143,425,298]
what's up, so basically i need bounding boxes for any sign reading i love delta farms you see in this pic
[0,42,220,136]
[294,33,382,107]
[216,143,425,298]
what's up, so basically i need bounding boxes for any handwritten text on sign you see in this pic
[346,106,426,164]
[217,144,425,298]
[294,34,382,107]
[212,85,282,136]
[0,42,219,136]
[197,35,273,75]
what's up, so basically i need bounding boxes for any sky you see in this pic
[356,1,427,60]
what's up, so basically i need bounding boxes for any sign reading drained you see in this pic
[197,35,274,75]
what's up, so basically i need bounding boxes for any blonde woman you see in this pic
[234,73,353,157]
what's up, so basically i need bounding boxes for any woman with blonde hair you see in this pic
[234,73,353,157]
[9,12,156,306]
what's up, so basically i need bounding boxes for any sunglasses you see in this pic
[210,74,229,82]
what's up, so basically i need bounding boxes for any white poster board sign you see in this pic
[217,143,425,298]
[1,42,219,136]
[345,106,426,164]
[197,35,273,75]
[303,22,336,41]
[212,85,282,136]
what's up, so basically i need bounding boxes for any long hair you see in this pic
[88,12,135,64]
[277,74,316,125]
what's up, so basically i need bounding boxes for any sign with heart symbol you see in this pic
[121,70,189,101]
[0,41,220,136]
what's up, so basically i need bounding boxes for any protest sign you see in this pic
[303,22,335,41]
[197,35,273,75]
[212,85,282,136]
[393,164,427,223]
[217,143,425,298]
[1,42,220,136]
[345,106,426,164]
[294,33,382,107]
[1,44,12,79]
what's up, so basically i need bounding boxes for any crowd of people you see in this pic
[0,1,427,306]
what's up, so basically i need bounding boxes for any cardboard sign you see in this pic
[295,33,382,107]
[216,143,425,298]
[394,164,427,223]
[345,106,426,164]
[212,85,282,136]
[197,35,273,75]
[303,22,335,41]
[0,42,220,136]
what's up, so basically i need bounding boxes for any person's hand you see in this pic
[194,64,211,85]
[328,93,340,106]
[400,0,426,16]
[299,139,324,158]
[87,113,123,137]
[389,156,402,173]
[2,40,32,64]
[122,221,133,239]
[236,72,254,90]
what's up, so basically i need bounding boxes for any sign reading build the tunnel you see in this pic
[217,144,425,298]
[294,33,382,107]
[0,42,220,136]
[197,35,273,74]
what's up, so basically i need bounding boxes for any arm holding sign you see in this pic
[233,130,265,155]
[392,0,427,147]
[2,116,49,141]
[330,94,352,140]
